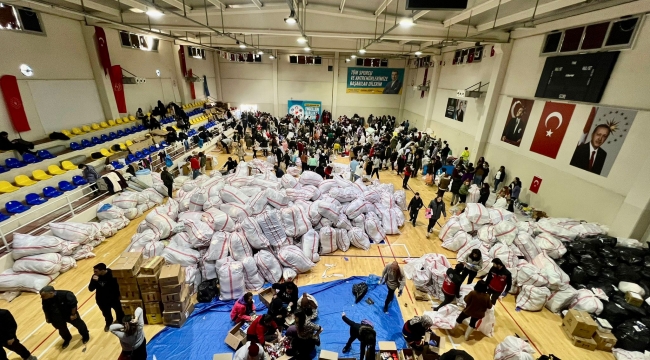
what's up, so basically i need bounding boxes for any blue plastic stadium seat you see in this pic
[100,134,110,143]
[117,130,125,137]
[91,137,102,145]
[25,193,47,205]
[111,160,125,170]
[135,151,144,159]
[43,186,63,198]
[0,166,7,174]
[58,181,77,192]
[124,128,132,135]
[149,145,157,153]
[142,148,150,156]
[160,141,168,148]
[126,154,137,163]
[5,158,26,169]
[37,150,55,159]
[109,132,117,140]
[81,139,92,148]
[131,126,138,133]
[0,212,9,222]
[70,142,83,151]
[22,153,41,164]
[137,125,145,131]
[5,201,30,214]
[72,175,88,186]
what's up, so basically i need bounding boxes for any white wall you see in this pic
[219,56,275,113]
[278,58,333,115]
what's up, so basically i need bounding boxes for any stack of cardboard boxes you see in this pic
[561,309,617,352]
[160,264,195,327]
[112,252,145,318]
[137,256,165,325]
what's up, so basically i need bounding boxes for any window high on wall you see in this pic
[0,4,44,34]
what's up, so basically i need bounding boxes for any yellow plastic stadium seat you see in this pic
[0,181,19,193]
[100,148,112,157]
[62,129,73,138]
[100,121,109,128]
[32,169,53,181]
[129,115,136,121]
[146,113,151,117]
[125,140,134,146]
[15,175,37,187]
[173,126,179,131]
[71,127,85,135]
[48,164,67,175]
[116,118,124,125]
[119,143,127,151]
[108,120,116,126]
[82,125,92,133]
[91,123,101,131]
[61,160,77,171]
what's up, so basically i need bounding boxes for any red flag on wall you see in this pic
[529,101,576,159]
[179,46,187,77]
[530,176,542,194]
[0,75,31,132]
[188,69,196,100]
[420,67,428,99]
[109,65,127,113]
[94,26,111,76]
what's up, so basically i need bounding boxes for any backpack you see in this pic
[165,155,173,167]
[197,279,219,303]
[352,282,368,303]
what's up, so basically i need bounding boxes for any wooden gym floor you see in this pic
[0,150,613,360]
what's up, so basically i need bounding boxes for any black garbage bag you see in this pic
[618,264,642,283]
[614,320,650,352]
[597,235,618,247]
[352,282,368,303]
[618,248,645,265]
[585,281,617,297]
[641,269,650,280]
[602,257,619,268]
[580,256,602,279]
[571,266,588,287]
[601,268,619,283]
[639,280,650,299]
[600,301,631,328]
[644,256,650,268]
[599,247,617,259]
[197,279,219,303]
[560,253,580,274]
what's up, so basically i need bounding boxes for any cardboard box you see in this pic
[376,342,398,360]
[181,164,191,176]
[118,284,140,293]
[162,284,189,303]
[146,313,163,325]
[142,291,162,302]
[163,293,192,312]
[120,290,141,301]
[562,309,597,339]
[206,158,214,170]
[112,252,143,278]
[137,274,160,287]
[413,288,428,301]
[594,331,617,351]
[213,354,233,360]
[117,276,138,285]
[625,291,644,307]
[596,318,613,333]
[163,301,195,328]
[423,332,443,356]
[145,301,163,315]
[139,283,160,293]
[120,300,144,316]
[561,325,597,351]
[399,349,415,360]
[159,264,183,287]
[258,287,275,307]
[319,350,338,360]
[224,322,247,350]
[161,282,184,295]
[140,256,165,276]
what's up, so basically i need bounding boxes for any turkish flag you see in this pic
[529,101,576,159]
[94,26,111,76]
[109,65,127,113]
[188,69,196,100]
[530,176,542,194]
[0,75,31,132]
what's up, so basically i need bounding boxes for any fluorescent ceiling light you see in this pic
[269,55,275,59]
[399,18,414,27]
[415,51,422,56]
[258,50,264,55]
[284,17,296,24]
[358,49,366,54]
[351,55,356,59]
[297,37,307,44]
[304,47,311,51]
[129,8,145,13]
[239,43,246,49]
[345,58,350,62]
[146,9,163,18]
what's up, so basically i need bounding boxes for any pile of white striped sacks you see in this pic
[128,159,407,300]
[427,202,609,314]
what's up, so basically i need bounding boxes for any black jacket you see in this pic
[0,309,18,343]
[88,269,121,305]
[407,197,424,213]
[272,282,299,305]
[569,143,607,175]
[42,290,78,324]
[342,316,376,360]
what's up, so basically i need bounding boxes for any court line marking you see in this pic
[36,303,97,358]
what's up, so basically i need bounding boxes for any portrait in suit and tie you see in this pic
[570,124,610,175]
[501,98,534,147]
[383,71,403,94]
[455,100,467,122]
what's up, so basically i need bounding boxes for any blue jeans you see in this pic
[473,175,483,185]
[493,179,502,192]
[192,169,200,179]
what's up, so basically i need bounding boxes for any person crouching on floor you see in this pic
[402,315,435,354]
[341,313,376,360]
[434,263,465,311]
[231,292,256,323]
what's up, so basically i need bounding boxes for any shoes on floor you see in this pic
[61,340,70,350]
[464,327,474,341]
[26,356,38,360]
[426,232,430,238]
[342,347,351,353]
[104,326,109,332]
[82,336,90,345]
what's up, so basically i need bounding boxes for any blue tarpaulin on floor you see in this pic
[147,276,406,360]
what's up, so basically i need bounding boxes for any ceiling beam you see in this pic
[207,0,225,9]
[398,40,409,45]
[116,0,146,12]
[475,0,587,32]
[251,0,263,10]
[412,10,428,21]
[374,0,393,17]
[158,0,192,13]
[64,0,120,17]
[443,0,514,27]
[339,0,345,13]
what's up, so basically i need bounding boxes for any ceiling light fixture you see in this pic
[297,37,307,44]
[345,58,350,62]
[156,69,161,77]
[358,49,366,54]
[284,17,296,24]
[304,47,311,51]
[258,50,264,55]
[129,7,145,13]
[145,9,163,18]
[269,55,275,59]
[399,18,414,27]
[237,41,246,49]
[415,51,422,56]
[20,64,33,77]
[351,55,356,59]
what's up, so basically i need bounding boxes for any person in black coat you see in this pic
[341,313,376,360]
[89,263,124,332]
[407,193,424,226]
[0,309,36,360]
[478,183,490,206]
[272,281,299,309]
[40,286,90,349]
[434,263,465,311]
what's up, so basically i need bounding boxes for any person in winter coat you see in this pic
[231,293,256,323]
[455,280,492,341]
[460,249,483,284]
[110,307,146,360]
[413,154,422,177]
[161,168,174,197]
[272,281,299,309]
[493,166,506,193]
[450,170,463,205]
[296,293,318,321]
[267,298,288,329]
[438,172,451,195]
[0,309,37,360]
[341,313,376,360]
[371,156,381,179]
[426,196,446,238]
[403,164,413,189]
[460,147,470,164]
[246,314,279,345]
[484,258,512,305]
[40,286,90,349]
[234,342,269,360]
[381,261,405,313]
[407,192,424,226]
[88,263,124,332]
[396,154,406,175]
[78,164,100,195]
[440,349,474,360]
[478,183,490,206]
[402,315,434,352]
[458,180,471,203]
[434,263,465,311]
[509,177,522,202]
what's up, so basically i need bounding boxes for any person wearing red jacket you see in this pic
[189,155,201,179]
[230,292,256,323]
[246,314,279,345]
[484,258,512,305]
[403,164,412,189]
[434,263,465,311]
